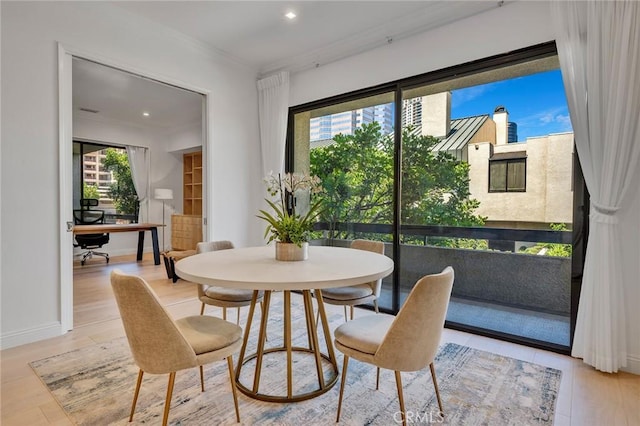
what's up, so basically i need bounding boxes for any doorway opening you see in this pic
[59,48,208,329]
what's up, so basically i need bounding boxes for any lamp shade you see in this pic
[154,188,173,200]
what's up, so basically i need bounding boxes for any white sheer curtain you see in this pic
[552,0,640,373]
[257,71,290,178]
[126,146,150,223]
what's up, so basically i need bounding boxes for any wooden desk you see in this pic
[73,223,163,265]
[175,245,394,402]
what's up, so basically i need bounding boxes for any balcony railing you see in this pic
[314,221,572,244]
[315,221,571,311]
[314,221,572,347]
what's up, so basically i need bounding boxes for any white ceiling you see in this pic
[73,58,203,129]
[113,1,502,76]
[75,1,503,129]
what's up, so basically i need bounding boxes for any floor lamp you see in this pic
[154,188,173,252]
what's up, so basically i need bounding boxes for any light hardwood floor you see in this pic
[1,254,638,425]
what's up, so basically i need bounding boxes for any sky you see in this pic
[450,69,573,142]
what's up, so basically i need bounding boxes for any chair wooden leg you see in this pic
[343,306,348,322]
[430,362,444,415]
[200,302,205,315]
[222,307,227,321]
[162,372,176,426]
[162,254,172,279]
[169,258,179,283]
[227,356,241,423]
[376,367,380,390]
[199,365,205,392]
[395,370,406,426]
[236,307,241,325]
[336,355,350,422]
[129,369,144,422]
[374,299,379,314]
[350,305,354,320]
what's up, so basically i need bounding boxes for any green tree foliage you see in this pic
[102,149,138,214]
[83,183,100,200]
[310,122,485,241]
[311,123,393,229]
[521,223,572,257]
[400,126,485,228]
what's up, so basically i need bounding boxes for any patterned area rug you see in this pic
[31,304,561,425]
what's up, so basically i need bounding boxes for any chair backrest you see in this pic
[80,198,99,209]
[73,208,109,247]
[350,239,385,296]
[374,266,454,372]
[195,240,234,296]
[110,269,197,374]
[196,240,234,254]
[73,209,105,225]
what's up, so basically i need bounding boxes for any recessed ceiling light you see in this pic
[143,112,150,117]
[285,11,296,20]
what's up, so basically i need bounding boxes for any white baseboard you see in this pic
[622,354,640,375]
[0,322,65,350]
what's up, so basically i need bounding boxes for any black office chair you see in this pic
[74,199,110,265]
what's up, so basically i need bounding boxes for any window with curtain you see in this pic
[73,141,140,223]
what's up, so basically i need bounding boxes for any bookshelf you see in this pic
[183,151,202,216]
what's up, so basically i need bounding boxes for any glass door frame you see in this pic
[286,41,586,355]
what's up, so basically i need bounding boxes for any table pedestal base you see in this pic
[235,289,339,402]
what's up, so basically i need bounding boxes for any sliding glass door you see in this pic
[288,42,580,352]
[397,61,574,349]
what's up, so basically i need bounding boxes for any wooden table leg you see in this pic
[315,289,338,366]
[235,290,261,380]
[235,290,338,402]
[252,291,272,393]
[303,290,325,389]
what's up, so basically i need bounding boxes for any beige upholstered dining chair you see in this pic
[195,241,264,323]
[320,239,385,321]
[334,266,454,426]
[110,269,243,426]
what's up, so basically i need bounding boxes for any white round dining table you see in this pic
[175,245,394,402]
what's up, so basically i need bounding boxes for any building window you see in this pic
[489,156,526,192]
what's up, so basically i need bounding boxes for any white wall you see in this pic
[0,1,264,348]
[167,121,202,153]
[288,1,640,373]
[291,2,553,105]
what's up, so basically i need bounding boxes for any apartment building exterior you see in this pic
[414,94,574,230]
[81,149,115,200]
[309,103,394,141]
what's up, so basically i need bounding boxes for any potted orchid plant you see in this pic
[258,172,324,260]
